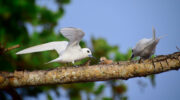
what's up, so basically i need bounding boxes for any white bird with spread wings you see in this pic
[16,27,93,64]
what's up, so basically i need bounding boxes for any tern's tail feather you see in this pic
[16,41,68,55]
[152,26,156,40]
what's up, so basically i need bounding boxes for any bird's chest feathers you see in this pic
[61,49,84,62]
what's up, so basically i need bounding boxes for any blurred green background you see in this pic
[0,0,131,100]
[0,0,178,100]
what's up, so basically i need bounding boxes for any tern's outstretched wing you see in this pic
[60,27,84,47]
[16,41,68,55]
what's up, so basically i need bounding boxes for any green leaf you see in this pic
[94,84,105,95]
[103,97,113,100]
[47,93,53,100]
[149,75,156,87]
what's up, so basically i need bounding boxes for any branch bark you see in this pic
[0,52,180,89]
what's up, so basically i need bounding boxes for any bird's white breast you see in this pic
[59,48,85,62]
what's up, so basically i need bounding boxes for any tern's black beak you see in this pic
[88,55,96,59]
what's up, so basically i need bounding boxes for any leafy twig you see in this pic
[176,46,180,51]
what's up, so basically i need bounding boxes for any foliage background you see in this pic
[0,0,180,100]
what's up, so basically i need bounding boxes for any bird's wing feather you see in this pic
[135,38,153,52]
[143,38,160,53]
[60,27,84,48]
[46,57,62,64]
[16,41,68,55]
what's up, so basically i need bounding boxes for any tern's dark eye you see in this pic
[87,50,90,53]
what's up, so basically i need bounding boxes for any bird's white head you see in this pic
[82,48,93,58]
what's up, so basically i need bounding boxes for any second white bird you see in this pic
[131,27,164,59]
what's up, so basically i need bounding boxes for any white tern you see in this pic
[131,27,164,60]
[16,27,93,64]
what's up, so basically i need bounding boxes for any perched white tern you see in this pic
[131,27,164,59]
[16,27,93,64]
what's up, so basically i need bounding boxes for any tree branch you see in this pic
[0,52,180,89]
[0,44,20,55]
[4,45,20,52]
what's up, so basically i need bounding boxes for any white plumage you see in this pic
[16,41,68,55]
[131,27,164,59]
[16,27,93,64]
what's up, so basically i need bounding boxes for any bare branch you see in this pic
[0,52,180,89]
[4,45,20,52]
[0,44,20,55]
